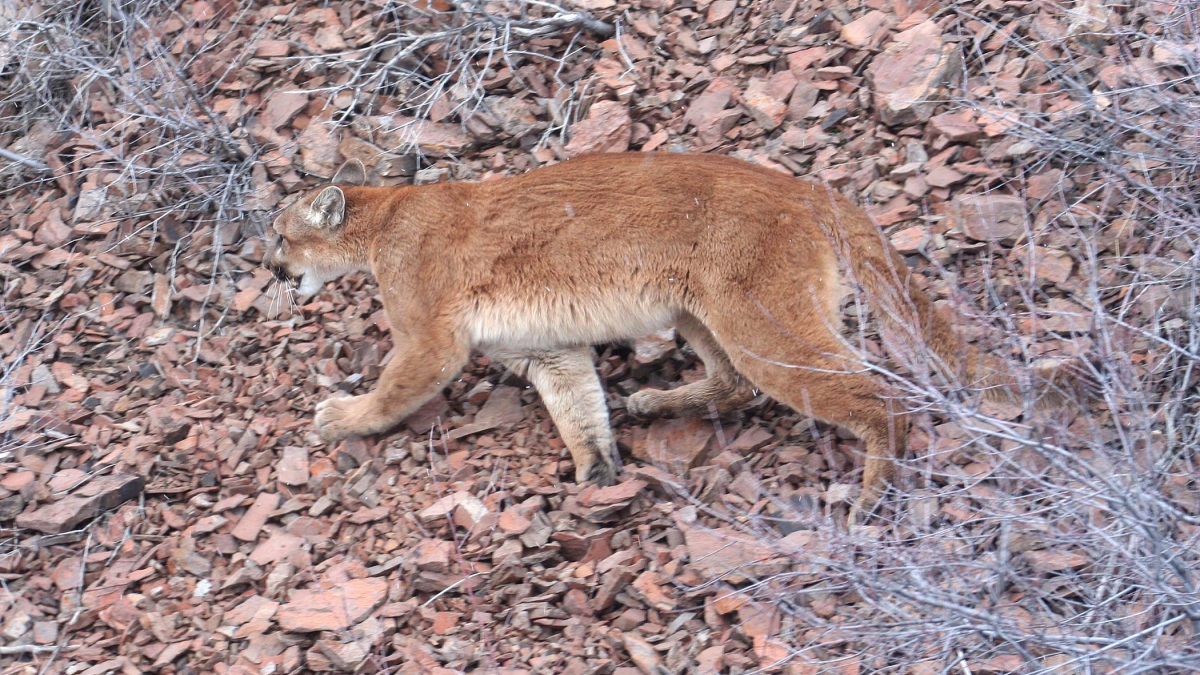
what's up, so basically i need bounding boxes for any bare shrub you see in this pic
[289,0,615,161]
[676,4,1200,674]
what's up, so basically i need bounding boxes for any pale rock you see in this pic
[632,328,676,365]
[298,118,342,177]
[867,20,961,125]
[949,194,1026,242]
[743,79,787,131]
[840,10,895,48]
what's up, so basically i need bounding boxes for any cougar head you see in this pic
[262,159,369,296]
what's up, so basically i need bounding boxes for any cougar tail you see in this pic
[851,248,1082,409]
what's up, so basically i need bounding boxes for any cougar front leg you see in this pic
[496,347,620,486]
[316,327,470,442]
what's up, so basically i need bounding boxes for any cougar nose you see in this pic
[268,264,291,283]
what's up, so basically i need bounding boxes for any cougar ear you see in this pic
[308,186,346,229]
[331,158,368,187]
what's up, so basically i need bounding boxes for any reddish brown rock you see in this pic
[1026,246,1074,285]
[634,417,716,473]
[706,0,735,23]
[263,92,308,130]
[254,39,290,58]
[929,110,982,142]
[1,470,35,492]
[474,385,524,428]
[298,117,342,177]
[1039,298,1091,333]
[631,570,676,611]
[684,83,742,146]
[231,492,281,542]
[1025,549,1091,572]
[696,645,725,675]
[925,166,966,188]
[1026,169,1069,201]
[890,226,928,254]
[787,80,820,121]
[577,480,647,508]
[367,115,474,158]
[45,470,87,492]
[32,620,57,645]
[678,521,787,583]
[449,385,524,438]
[16,474,144,535]
[349,506,390,524]
[34,209,71,247]
[413,539,455,573]
[685,85,732,132]
[277,578,388,632]
[250,532,304,566]
[566,100,632,156]
[632,328,676,366]
[498,509,532,536]
[406,393,449,435]
[313,26,346,51]
[727,427,774,453]
[418,491,488,526]
[431,611,460,635]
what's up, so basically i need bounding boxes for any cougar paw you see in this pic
[314,394,368,442]
[626,390,662,418]
[848,492,881,527]
[576,450,619,488]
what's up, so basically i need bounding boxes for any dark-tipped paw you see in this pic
[577,450,620,487]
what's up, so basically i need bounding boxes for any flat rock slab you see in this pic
[448,385,524,439]
[949,194,1026,242]
[232,492,281,542]
[867,20,960,125]
[565,100,632,156]
[17,474,144,534]
[277,578,388,632]
[678,520,788,583]
[634,417,716,473]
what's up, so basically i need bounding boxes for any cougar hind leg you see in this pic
[627,313,756,418]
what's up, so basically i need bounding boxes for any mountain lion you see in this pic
[263,152,1032,520]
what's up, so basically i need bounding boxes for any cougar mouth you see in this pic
[295,271,324,296]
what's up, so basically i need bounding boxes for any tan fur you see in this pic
[263,153,1026,520]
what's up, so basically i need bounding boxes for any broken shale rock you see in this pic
[16,474,144,534]
[867,20,961,125]
[277,578,388,632]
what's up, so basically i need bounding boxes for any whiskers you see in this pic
[265,278,300,319]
